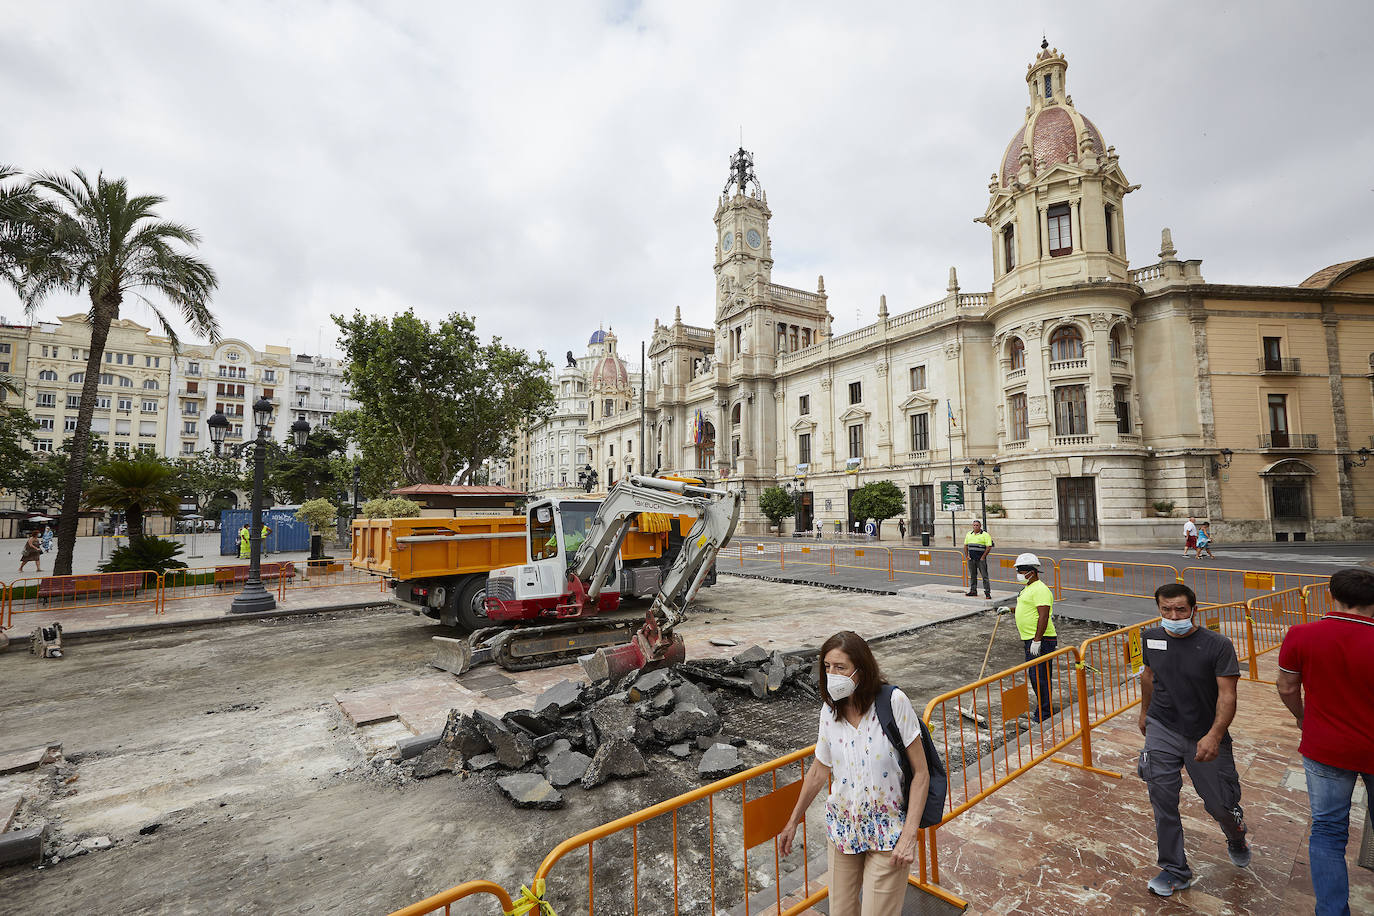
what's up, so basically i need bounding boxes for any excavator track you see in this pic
[480,611,660,673]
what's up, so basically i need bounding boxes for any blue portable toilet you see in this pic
[219,507,312,556]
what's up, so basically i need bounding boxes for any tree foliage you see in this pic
[333,309,554,488]
[176,449,244,518]
[98,536,187,580]
[850,480,905,532]
[16,168,219,575]
[361,497,422,519]
[758,486,796,528]
[12,434,110,511]
[266,427,349,504]
[83,459,183,540]
[0,405,36,496]
[296,497,338,535]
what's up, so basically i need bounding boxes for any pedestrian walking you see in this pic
[19,531,43,573]
[898,518,907,540]
[964,520,994,598]
[1196,522,1214,559]
[1138,582,1250,897]
[238,524,251,560]
[815,518,822,540]
[780,631,930,916]
[1182,516,1198,557]
[1012,553,1056,720]
[40,525,53,554]
[1276,568,1374,915]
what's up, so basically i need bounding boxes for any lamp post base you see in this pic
[230,581,277,614]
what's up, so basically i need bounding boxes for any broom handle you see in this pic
[977,614,1002,681]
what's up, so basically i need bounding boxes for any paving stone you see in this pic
[474,710,536,768]
[543,749,592,788]
[496,773,564,810]
[440,710,492,758]
[653,704,719,744]
[396,732,442,761]
[468,753,500,771]
[336,696,396,727]
[581,737,648,789]
[412,745,464,779]
[667,742,691,758]
[0,743,61,777]
[631,669,673,697]
[0,827,45,867]
[699,743,744,779]
[533,679,585,716]
[585,696,638,750]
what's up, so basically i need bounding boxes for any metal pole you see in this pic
[231,428,276,613]
[639,341,646,476]
[947,400,955,547]
[980,480,988,532]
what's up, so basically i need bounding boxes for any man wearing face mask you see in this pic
[1138,583,1249,898]
[1012,553,1056,721]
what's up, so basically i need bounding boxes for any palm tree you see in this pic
[84,459,183,541]
[0,164,36,294]
[20,170,219,575]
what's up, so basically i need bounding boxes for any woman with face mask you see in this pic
[779,631,930,916]
[1013,552,1057,722]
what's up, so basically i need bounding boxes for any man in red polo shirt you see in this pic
[1277,567,1374,916]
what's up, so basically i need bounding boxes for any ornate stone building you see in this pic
[592,42,1374,546]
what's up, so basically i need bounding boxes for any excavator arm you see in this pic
[574,475,741,682]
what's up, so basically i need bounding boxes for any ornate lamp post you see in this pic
[962,458,1001,532]
[207,398,309,614]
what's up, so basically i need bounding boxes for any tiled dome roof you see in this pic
[1000,106,1105,187]
[588,329,607,345]
[589,355,629,392]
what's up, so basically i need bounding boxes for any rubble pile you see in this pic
[404,645,817,808]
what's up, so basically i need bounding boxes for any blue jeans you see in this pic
[1304,756,1374,916]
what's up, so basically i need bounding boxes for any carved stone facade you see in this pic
[571,45,1374,545]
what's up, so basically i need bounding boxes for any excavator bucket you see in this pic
[579,632,686,683]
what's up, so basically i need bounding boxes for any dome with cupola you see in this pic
[998,42,1108,188]
[588,329,630,394]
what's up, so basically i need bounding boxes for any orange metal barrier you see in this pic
[1241,587,1307,680]
[387,879,516,916]
[5,570,162,628]
[1056,558,1180,601]
[278,559,384,598]
[1301,582,1332,621]
[778,542,830,572]
[985,551,1034,591]
[1181,566,1326,607]
[831,544,892,579]
[160,563,299,605]
[891,547,967,584]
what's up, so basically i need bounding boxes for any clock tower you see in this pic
[714,147,773,317]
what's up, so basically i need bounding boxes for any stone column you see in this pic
[1024,321,1051,447]
[1188,299,1223,522]
[1090,312,1117,440]
[1323,311,1355,519]
[1070,197,1082,253]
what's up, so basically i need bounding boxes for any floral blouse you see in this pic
[813,688,920,853]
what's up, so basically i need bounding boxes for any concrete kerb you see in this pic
[0,600,395,652]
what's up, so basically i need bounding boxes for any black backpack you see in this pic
[875,684,948,829]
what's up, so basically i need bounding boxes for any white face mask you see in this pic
[827,672,856,700]
[1016,573,1028,583]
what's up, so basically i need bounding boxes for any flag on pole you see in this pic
[947,400,957,428]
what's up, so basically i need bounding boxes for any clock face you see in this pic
[722,232,734,252]
[746,229,761,249]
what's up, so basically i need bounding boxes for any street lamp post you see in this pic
[207,398,309,614]
[963,458,1001,532]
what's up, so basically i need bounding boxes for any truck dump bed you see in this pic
[351,516,528,580]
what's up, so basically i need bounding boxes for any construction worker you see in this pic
[238,524,251,559]
[1013,553,1056,721]
[964,520,994,598]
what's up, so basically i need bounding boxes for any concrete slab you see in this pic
[0,825,44,868]
[0,744,60,777]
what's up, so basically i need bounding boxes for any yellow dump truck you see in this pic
[351,498,708,630]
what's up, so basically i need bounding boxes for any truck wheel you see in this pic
[454,577,490,631]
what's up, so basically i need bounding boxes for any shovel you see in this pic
[959,606,1011,728]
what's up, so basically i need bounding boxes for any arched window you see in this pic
[143,379,159,389]
[1009,337,1026,370]
[119,375,134,387]
[731,403,741,427]
[37,369,58,381]
[1109,326,1123,360]
[69,372,85,383]
[1050,325,1084,362]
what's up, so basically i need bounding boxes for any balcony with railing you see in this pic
[1054,434,1096,447]
[1110,358,1129,373]
[1006,367,1026,382]
[1048,358,1089,376]
[1258,357,1301,375]
[1259,432,1317,449]
[179,387,205,398]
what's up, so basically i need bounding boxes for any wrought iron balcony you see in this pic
[1259,357,1301,374]
[1259,432,1317,449]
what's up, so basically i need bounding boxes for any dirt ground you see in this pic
[0,595,1108,915]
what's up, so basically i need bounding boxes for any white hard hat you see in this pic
[1014,552,1041,569]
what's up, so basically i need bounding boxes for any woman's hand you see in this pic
[779,819,800,857]
[890,831,918,867]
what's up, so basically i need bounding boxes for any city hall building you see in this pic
[582,44,1374,546]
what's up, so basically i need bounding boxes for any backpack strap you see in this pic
[876,685,915,812]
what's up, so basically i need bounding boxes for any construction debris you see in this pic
[405,645,818,807]
[0,743,62,777]
[29,623,63,658]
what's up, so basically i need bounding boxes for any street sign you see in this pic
[940,480,965,512]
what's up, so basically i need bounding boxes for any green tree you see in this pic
[850,480,905,536]
[0,164,40,295]
[267,427,349,504]
[759,486,796,530]
[18,169,219,575]
[361,497,422,519]
[177,449,244,518]
[333,309,554,488]
[296,497,338,544]
[12,435,110,511]
[83,459,184,540]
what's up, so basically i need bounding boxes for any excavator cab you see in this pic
[484,499,622,623]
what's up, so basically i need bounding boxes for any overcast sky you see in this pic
[4,1,1372,365]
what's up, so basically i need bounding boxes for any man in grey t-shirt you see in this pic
[1137,583,1250,897]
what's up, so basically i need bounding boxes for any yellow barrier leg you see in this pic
[1051,662,1123,779]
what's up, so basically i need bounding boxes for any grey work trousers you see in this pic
[1137,718,1247,881]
